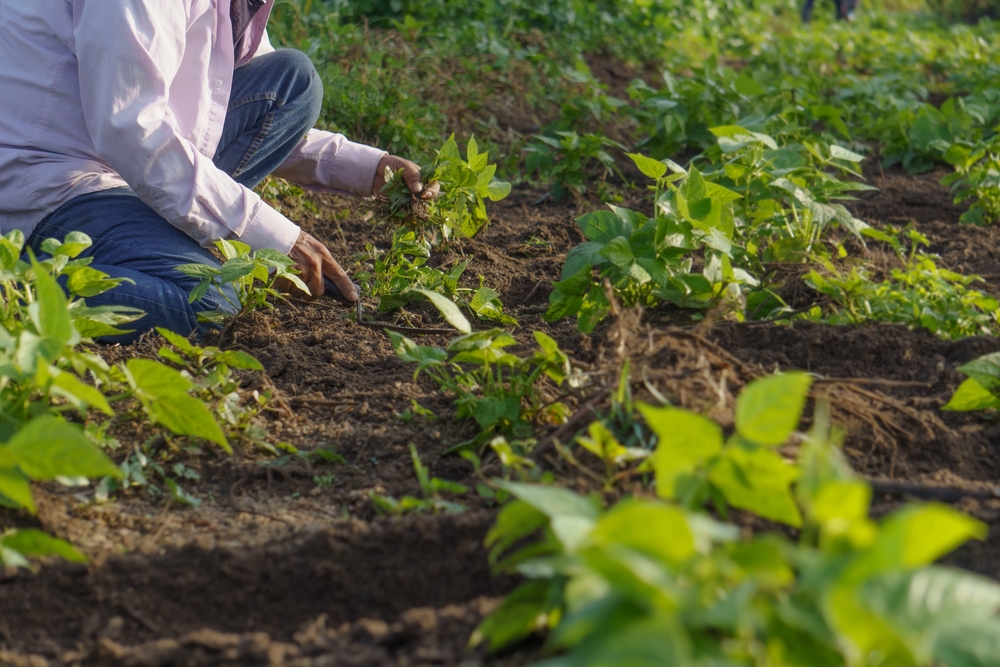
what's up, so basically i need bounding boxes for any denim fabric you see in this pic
[802,0,857,22]
[25,49,322,343]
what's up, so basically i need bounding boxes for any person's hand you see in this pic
[371,154,440,199]
[285,230,357,302]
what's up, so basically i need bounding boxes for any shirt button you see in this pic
[214,79,224,88]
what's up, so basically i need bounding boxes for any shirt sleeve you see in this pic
[73,0,300,254]
[252,29,387,198]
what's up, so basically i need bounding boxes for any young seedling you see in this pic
[369,444,468,514]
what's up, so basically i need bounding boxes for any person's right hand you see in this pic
[286,230,357,302]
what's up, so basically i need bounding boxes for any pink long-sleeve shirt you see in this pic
[0,0,386,254]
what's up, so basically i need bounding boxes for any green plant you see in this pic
[942,136,1000,225]
[388,323,570,449]
[0,230,167,565]
[473,375,999,667]
[525,130,627,200]
[0,417,122,566]
[370,443,468,514]
[399,399,436,422]
[153,328,276,450]
[175,239,308,322]
[546,130,875,332]
[942,351,1000,411]
[371,135,511,244]
[355,228,517,325]
[804,231,999,340]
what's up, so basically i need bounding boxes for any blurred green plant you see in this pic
[473,373,998,667]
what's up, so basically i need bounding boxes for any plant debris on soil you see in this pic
[3,164,1000,666]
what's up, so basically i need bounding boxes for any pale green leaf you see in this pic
[736,373,812,446]
[409,288,471,334]
[147,395,230,452]
[7,416,120,480]
[1,529,87,563]
[639,404,723,499]
[126,358,193,399]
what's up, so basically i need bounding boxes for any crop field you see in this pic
[6,1,1000,665]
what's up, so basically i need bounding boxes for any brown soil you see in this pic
[3,162,1000,664]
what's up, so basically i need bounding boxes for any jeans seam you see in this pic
[233,110,275,178]
[227,90,279,112]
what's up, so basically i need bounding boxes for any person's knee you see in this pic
[271,49,323,120]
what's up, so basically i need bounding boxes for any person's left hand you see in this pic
[371,154,440,199]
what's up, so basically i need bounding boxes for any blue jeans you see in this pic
[26,49,323,343]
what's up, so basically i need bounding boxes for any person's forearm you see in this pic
[271,130,386,197]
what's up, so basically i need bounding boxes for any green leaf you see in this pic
[495,482,599,520]
[709,446,802,527]
[147,395,230,452]
[467,135,488,171]
[590,499,695,566]
[956,352,1000,393]
[215,238,250,260]
[735,73,766,96]
[470,286,501,314]
[15,330,63,374]
[485,499,548,564]
[165,478,202,507]
[409,288,472,334]
[7,416,120,480]
[50,369,114,415]
[627,153,668,180]
[387,331,447,376]
[850,504,986,580]
[486,179,512,202]
[577,210,632,244]
[471,580,554,652]
[65,266,126,297]
[31,257,78,347]
[474,395,521,428]
[438,133,461,161]
[215,350,264,370]
[855,567,1000,667]
[0,468,35,513]
[577,285,610,334]
[735,373,812,446]
[127,358,193,398]
[811,480,871,526]
[942,378,1000,411]
[155,327,199,356]
[174,263,218,279]
[830,145,865,163]
[495,481,598,551]
[639,404,723,499]
[219,257,256,284]
[1,529,87,563]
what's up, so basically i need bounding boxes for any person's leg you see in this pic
[836,0,857,20]
[802,0,816,22]
[26,188,239,344]
[213,49,323,188]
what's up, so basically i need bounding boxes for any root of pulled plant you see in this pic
[543,287,946,487]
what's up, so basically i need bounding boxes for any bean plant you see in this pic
[0,231,234,566]
[389,325,570,450]
[371,134,511,244]
[175,238,308,322]
[546,130,872,332]
[474,374,1000,667]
